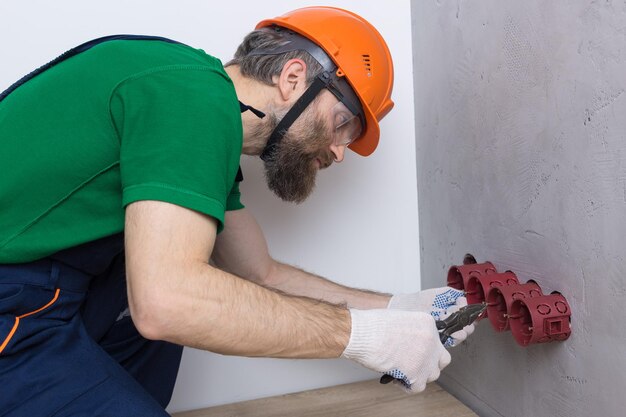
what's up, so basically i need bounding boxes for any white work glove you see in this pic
[341,309,451,392]
[387,287,475,348]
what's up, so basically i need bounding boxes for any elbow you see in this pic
[257,259,282,288]
[128,285,175,341]
[254,258,275,286]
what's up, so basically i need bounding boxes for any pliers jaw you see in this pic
[436,302,487,344]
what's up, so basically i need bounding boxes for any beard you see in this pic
[261,109,334,204]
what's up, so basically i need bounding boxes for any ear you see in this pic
[274,58,307,102]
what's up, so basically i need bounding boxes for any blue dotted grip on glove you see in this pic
[380,369,411,388]
[431,288,465,347]
[430,288,464,321]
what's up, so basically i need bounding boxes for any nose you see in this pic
[329,143,346,163]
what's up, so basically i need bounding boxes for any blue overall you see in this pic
[0,35,247,416]
[0,234,181,416]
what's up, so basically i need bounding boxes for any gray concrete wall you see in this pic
[412,1,626,416]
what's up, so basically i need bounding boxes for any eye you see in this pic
[334,112,351,130]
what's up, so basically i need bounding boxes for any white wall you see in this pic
[0,1,417,412]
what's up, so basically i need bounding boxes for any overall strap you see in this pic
[0,35,184,103]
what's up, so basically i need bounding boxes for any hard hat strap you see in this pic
[252,29,363,121]
[253,28,364,161]
[260,70,334,161]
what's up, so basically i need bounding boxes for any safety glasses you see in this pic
[330,100,363,147]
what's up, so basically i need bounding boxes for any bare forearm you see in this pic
[212,209,390,309]
[263,261,392,309]
[129,261,350,359]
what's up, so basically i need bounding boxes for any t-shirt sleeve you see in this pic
[226,178,245,212]
[109,65,243,232]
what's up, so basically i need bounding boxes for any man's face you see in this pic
[263,91,345,203]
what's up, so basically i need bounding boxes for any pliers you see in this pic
[436,302,486,344]
[380,303,487,385]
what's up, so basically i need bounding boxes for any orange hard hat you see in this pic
[257,6,394,156]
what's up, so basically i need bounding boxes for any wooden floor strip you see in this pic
[173,379,478,417]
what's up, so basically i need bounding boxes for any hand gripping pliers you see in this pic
[380,303,487,385]
[435,302,486,344]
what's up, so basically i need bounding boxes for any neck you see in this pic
[225,65,275,156]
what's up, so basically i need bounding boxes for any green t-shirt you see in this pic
[0,39,244,263]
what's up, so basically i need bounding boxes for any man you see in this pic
[0,6,473,416]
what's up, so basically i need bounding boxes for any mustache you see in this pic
[318,152,334,169]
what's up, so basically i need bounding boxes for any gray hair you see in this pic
[226,28,323,87]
